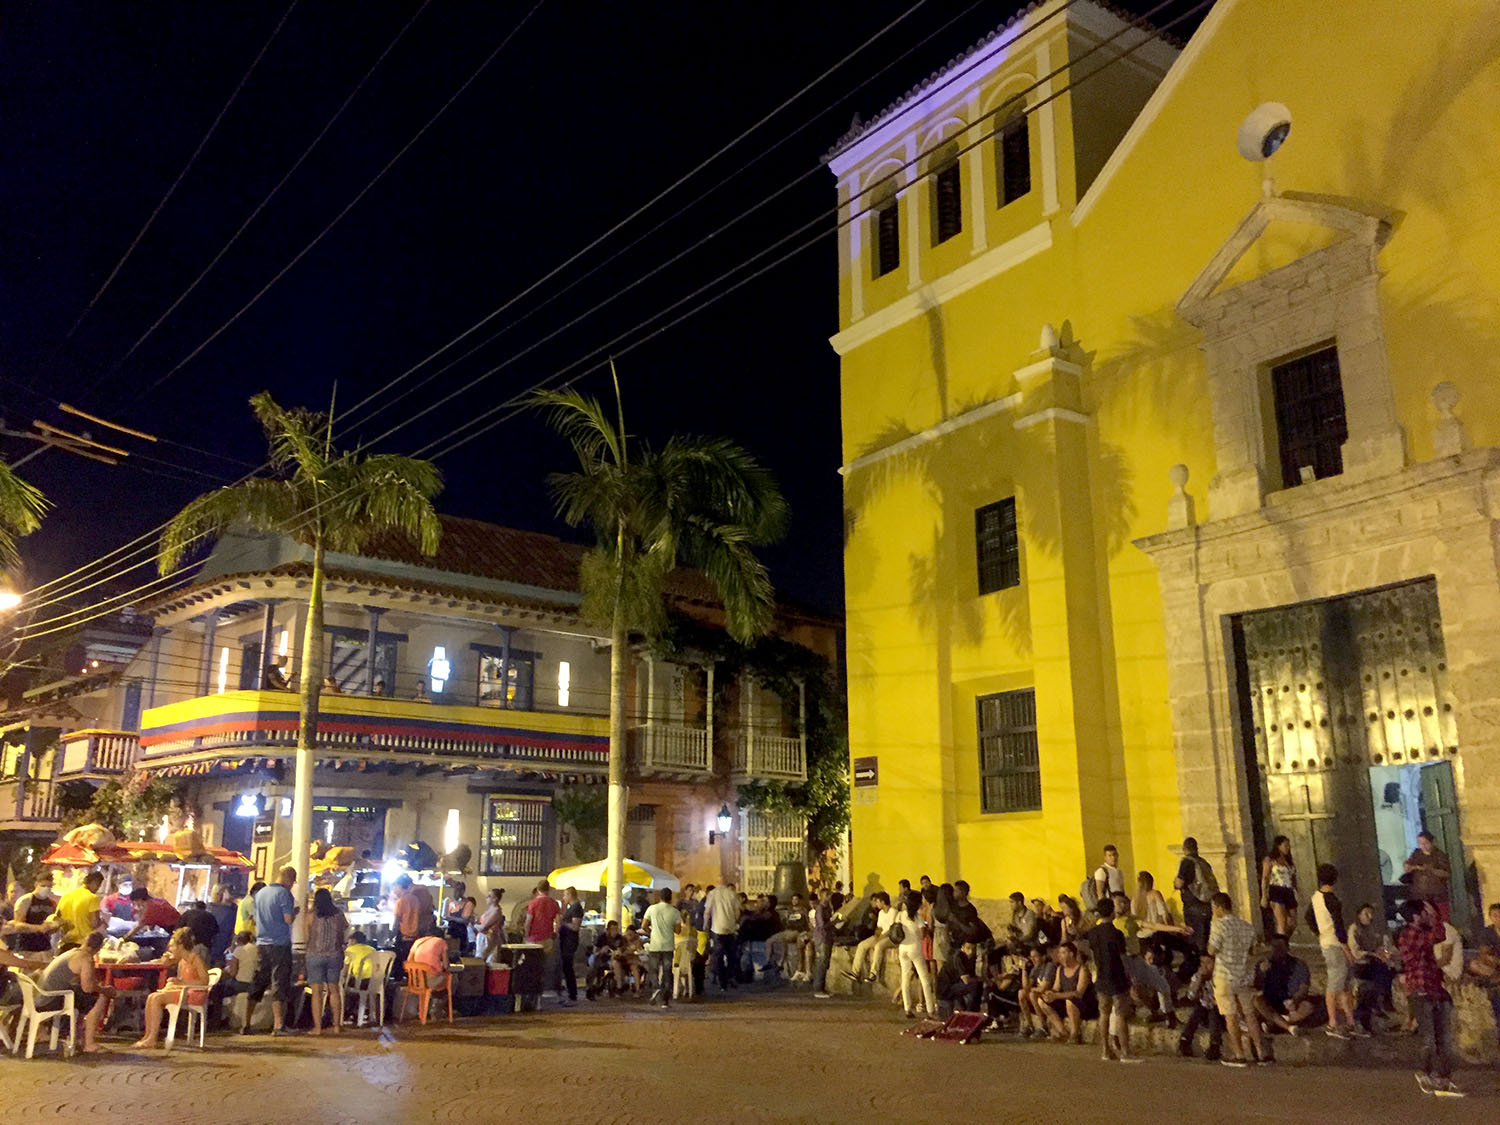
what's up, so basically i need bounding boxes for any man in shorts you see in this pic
[1309,863,1358,1038]
[242,866,299,1036]
[1206,892,1266,1067]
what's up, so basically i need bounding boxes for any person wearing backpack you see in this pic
[1173,837,1218,951]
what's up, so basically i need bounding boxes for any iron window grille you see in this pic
[1270,344,1347,489]
[932,160,962,244]
[480,794,552,876]
[874,198,900,277]
[976,498,1020,594]
[997,111,1031,206]
[978,689,1041,813]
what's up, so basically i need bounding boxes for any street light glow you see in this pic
[0,590,21,611]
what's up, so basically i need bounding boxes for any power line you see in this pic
[133,0,550,400]
[15,1,1188,619]
[87,0,435,392]
[64,1,300,340]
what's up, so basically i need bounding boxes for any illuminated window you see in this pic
[557,661,571,708]
[444,807,461,854]
[428,646,451,694]
[477,649,535,709]
[217,646,230,694]
[277,629,289,658]
[480,794,552,876]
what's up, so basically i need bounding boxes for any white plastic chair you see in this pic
[13,973,75,1059]
[164,968,221,1053]
[346,950,395,1027]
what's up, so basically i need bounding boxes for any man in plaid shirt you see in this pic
[1399,898,1465,1097]
[1206,892,1266,1067]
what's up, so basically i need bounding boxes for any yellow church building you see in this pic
[830,0,1500,931]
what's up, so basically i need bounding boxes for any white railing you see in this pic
[730,730,806,781]
[57,730,139,775]
[631,722,710,773]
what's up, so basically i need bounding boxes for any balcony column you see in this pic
[197,611,220,696]
[364,606,384,695]
[743,676,757,774]
[145,626,169,709]
[798,678,807,767]
[497,626,516,709]
[258,601,279,688]
[705,662,714,743]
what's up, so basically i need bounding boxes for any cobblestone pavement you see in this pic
[2,993,1495,1124]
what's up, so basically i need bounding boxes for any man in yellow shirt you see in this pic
[52,870,105,950]
[345,931,376,981]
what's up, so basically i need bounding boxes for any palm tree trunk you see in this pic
[290,536,325,940]
[605,603,628,925]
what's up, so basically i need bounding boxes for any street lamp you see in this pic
[0,588,21,612]
[710,804,734,844]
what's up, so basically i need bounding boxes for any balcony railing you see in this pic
[138,689,609,772]
[630,722,711,776]
[57,730,140,777]
[0,778,62,828]
[730,730,807,782]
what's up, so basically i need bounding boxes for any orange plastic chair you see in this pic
[398,962,453,1025]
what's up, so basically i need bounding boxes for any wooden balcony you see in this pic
[138,689,609,773]
[630,721,711,777]
[0,777,63,834]
[729,729,807,783]
[56,729,140,778]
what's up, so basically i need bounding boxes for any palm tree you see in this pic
[532,366,787,923]
[0,459,47,571]
[159,391,441,914]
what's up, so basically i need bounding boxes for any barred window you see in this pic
[976,498,1020,594]
[932,157,962,245]
[978,689,1040,813]
[480,794,551,876]
[996,107,1031,206]
[874,195,900,278]
[1270,344,1346,489]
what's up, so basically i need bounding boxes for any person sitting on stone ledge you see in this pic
[1349,902,1399,1034]
[935,940,982,1016]
[1252,935,1319,1041]
[1016,945,1059,1039]
[764,892,809,981]
[1134,869,1199,984]
[1034,898,1063,948]
[982,946,1026,1029]
[1111,891,1178,1029]
[1038,941,1096,1044]
[1005,892,1038,948]
[844,891,894,986]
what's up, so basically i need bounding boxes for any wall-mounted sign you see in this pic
[853,757,878,787]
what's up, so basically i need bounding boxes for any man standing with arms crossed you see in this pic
[242,866,298,1036]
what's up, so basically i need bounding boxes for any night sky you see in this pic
[2,1,1204,620]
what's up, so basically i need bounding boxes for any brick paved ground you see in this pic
[3,992,1494,1124]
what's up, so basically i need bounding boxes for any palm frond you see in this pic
[322,453,443,556]
[157,478,302,574]
[251,390,328,478]
[547,466,626,530]
[674,514,775,642]
[655,436,788,544]
[529,388,624,468]
[0,461,48,568]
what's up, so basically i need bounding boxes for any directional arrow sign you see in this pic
[852,756,878,787]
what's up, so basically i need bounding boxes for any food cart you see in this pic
[40,838,253,907]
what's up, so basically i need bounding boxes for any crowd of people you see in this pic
[838,837,1499,1098]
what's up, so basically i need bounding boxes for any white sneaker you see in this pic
[813,991,831,999]
[1433,1079,1466,1099]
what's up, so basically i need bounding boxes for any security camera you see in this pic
[1236,102,1291,161]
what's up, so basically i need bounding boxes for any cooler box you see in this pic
[484,967,512,996]
[454,958,486,999]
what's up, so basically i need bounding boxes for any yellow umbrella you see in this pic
[547,857,680,891]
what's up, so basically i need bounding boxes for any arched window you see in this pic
[994,100,1031,206]
[871,181,900,278]
[930,142,962,245]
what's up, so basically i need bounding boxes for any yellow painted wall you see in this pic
[838,0,1500,905]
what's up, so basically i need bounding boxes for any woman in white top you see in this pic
[1260,835,1298,938]
[894,890,935,1018]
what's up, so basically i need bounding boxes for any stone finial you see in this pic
[1039,322,1060,351]
[1167,463,1196,530]
[1431,381,1466,458]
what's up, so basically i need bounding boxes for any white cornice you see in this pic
[829,220,1052,356]
[1071,0,1240,228]
[839,394,1022,476]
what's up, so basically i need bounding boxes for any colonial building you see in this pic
[830,0,1500,931]
[2,516,837,901]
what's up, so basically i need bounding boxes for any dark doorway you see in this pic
[1232,578,1470,929]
